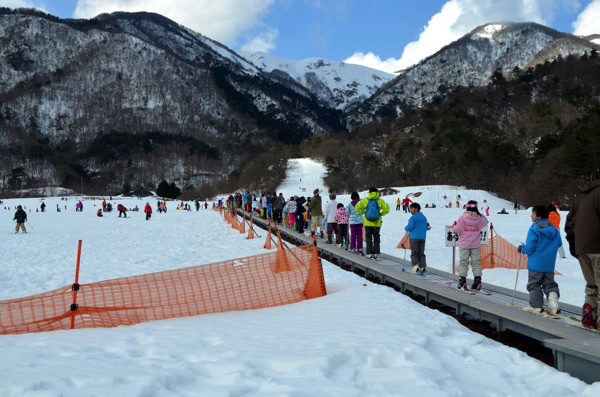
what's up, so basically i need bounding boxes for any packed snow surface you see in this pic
[0,158,598,396]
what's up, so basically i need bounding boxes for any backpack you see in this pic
[365,198,381,222]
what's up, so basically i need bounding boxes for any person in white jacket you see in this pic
[325,193,338,244]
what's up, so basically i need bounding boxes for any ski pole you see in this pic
[508,251,523,307]
[26,220,33,229]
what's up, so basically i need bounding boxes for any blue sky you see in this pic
[2,0,599,72]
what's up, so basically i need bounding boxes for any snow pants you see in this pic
[410,239,426,268]
[310,215,323,235]
[458,247,481,277]
[15,222,26,233]
[349,224,363,251]
[578,253,600,323]
[336,224,349,246]
[364,226,381,255]
[526,270,559,309]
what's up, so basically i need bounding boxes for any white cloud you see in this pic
[0,0,36,8]
[572,0,600,35]
[72,0,275,48]
[345,0,562,73]
[344,52,406,74]
[240,28,278,52]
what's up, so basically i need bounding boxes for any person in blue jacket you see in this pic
[405,202,429,274]
[518,205,562,314]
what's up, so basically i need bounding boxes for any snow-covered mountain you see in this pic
[2,8,600,194]
[348,22,600,128]
[0,9,345,192]
[239,51,394,110]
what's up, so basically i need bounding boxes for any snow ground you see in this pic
[0,158,598,396]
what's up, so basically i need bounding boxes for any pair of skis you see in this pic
[520,308,598,333]
[445,281,492,296]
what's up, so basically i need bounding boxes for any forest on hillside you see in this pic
[297,51,600,208]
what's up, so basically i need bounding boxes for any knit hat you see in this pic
[313,188,320,195]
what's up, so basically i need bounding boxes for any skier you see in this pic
[144,202,153,221]
[453,200,489,290]
[324,193,338,244]
[355,187,391,260]
[518,205,562,314]
[117,204,127,218]
[405,202,428,274]
[346,192,364,255]
[13,205,27,233]
[334,203,349,249]
[308,189,323,238]
[401,196,412,213]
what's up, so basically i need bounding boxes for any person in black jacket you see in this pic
[295,196,306,234]
[13,205,27,233]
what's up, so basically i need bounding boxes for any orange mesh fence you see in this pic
[480,225,561,275]
[0,242,326,335]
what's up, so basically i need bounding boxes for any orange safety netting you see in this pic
[0,241,326,335]
[396,232,410,250]
[480,225,561,275]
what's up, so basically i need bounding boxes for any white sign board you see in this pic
[445,225,489,247]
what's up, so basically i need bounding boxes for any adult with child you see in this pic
[13,205,27,233]
[401,196,412,213]
[346,192,364,255]
[356,188,390,260]
[405,202,428,274]
[518,205,562,314]
[565,174,600,331]
[453,200,489,290]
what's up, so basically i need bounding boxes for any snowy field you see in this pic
[0,158,598,396]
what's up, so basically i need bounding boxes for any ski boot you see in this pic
[471,276,482,291]
[582,303,598,329]
[411,264,420,274]
[547,291,559,315]
[457,276,468,290]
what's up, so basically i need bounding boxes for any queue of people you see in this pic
[6,180,600,333]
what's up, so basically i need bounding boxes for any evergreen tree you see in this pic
[156,180,170,198]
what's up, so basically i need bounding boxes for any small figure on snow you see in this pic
[117,204,127,218]
[144,202,152,221]
[13,205,27,233]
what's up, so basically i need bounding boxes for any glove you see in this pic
[517,245,523,253]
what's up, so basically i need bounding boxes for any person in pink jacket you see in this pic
[453,200,489,290]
